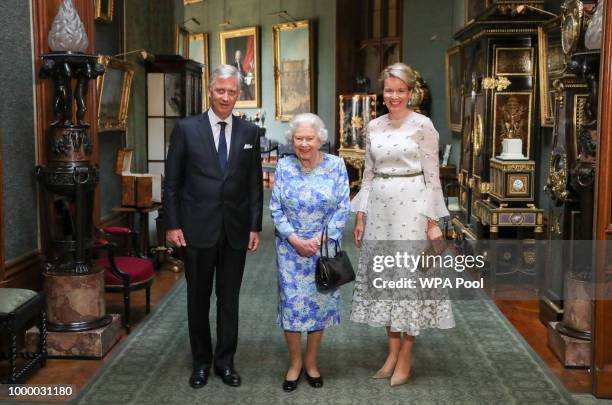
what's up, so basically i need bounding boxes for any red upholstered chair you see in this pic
[94,229,154,333]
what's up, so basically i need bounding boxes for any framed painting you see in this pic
[538,18,565,127]
[95,0,113,23]
[219,26,260,108]
[273,20,314,121]
[465,0,491,24]
[175,25,190,58]
[96,56,135,132]
[492,92,533,158]
[494,47,535,76]
[189,33,210,110]
[445,45,463,132]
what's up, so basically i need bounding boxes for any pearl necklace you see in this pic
[299,152,322,174]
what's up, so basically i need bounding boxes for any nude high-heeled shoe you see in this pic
[372,368,393,379]
[390,373,410,387]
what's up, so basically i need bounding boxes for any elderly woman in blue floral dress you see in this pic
[270,113,350,392]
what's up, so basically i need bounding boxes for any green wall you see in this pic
[0,0,39,260]
[404,0,464,168]
[125,0,182,173]
[184,0,336,145]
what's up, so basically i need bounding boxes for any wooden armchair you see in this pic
[93,228,154,333]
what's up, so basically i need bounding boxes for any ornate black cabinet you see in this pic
[451,2,550,239]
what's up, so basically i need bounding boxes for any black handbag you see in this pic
[315,227,355,291]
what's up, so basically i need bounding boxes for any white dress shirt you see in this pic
[207,109,233,157]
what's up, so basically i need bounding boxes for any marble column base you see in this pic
[25,314,122,358]
[44,270,106,328]
[547,321,591,368]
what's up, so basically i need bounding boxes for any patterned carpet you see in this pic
[73,195,582,405]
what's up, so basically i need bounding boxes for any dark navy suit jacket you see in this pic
[164,112,263,249]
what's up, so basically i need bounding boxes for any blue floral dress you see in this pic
[270,154,350,332]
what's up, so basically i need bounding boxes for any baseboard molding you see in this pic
[592,366,612,398]
[1,250,43,290]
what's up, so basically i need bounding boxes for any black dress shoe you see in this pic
[282,370,302,392]
[189,367,210,388]
[305,371,323,388]
[214,367,241,387]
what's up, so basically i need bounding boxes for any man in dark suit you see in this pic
[165,64,263,389]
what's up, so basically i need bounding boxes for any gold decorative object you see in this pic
[547,149,570,201]
[351,115,364,129]
[561,0,583,55]
[523,250,536,265]
[479,182,491,194]
[492,92,532,157]
[482,76,511,91]
[473,114,483,156]
[489,158,535,203]
[468,177,476,189]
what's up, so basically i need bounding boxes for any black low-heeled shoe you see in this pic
[305,371,323,388]
[282,370,302,392]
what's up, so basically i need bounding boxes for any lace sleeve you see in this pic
[417,118,450,219]
[350,122,375,213]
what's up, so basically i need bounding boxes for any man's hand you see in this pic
[248,232,260,252]
[166,229,187,247]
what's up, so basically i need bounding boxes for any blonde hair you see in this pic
[379,63,417,90]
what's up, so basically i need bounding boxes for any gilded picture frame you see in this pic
[219,26,260,108]
[273,20,314,121]
[184,0,204,4]
[492,92,533,158]
[175,25,190,58]
[189,33,210,110]
[96,56,135,132]
[445,45,462,132]
[538,18,565,127]
[494,47,534,76]
[95,0,114,23]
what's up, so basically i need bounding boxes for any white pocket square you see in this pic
[243,144,253,149]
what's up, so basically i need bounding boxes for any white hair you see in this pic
[285,113,328,143]
[209,64,241,87]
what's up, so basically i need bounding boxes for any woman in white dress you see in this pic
[351,63,455,386]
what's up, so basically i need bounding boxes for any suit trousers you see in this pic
[184,230,247,370]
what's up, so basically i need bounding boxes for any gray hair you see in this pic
[379,62,417,89]
[209,64,241,87]
[285,113,328,143]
